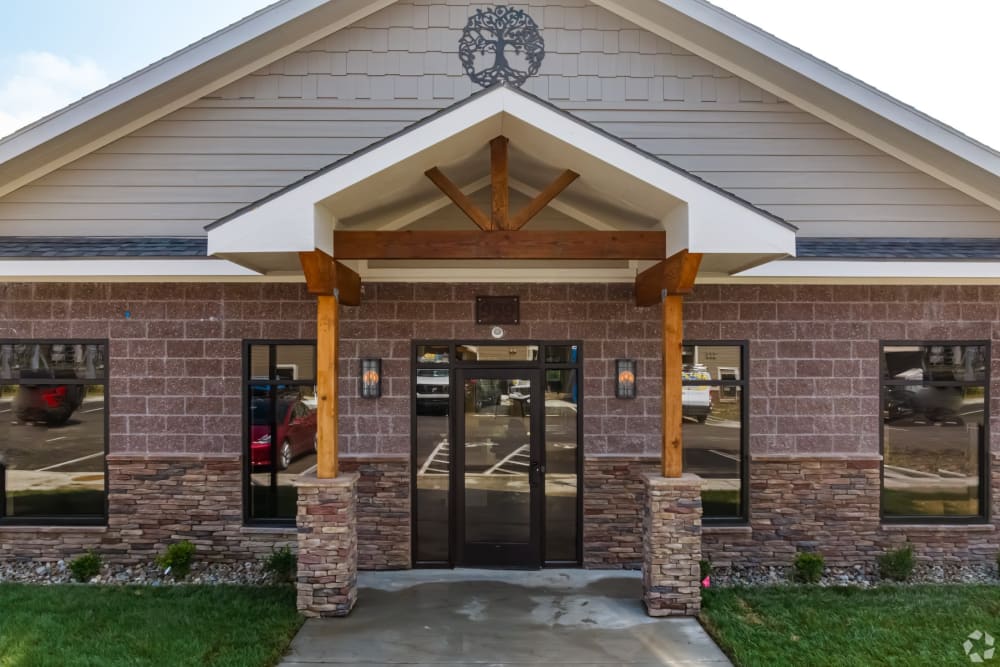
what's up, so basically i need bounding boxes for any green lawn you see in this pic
[701,585,1000,667]
[0,584,302,667]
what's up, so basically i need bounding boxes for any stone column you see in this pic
[642,473,703,617]
[294,472,359,617]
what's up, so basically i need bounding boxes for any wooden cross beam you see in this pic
[298,249,361,305]
[425,135,578,232]
[332,230,665,260]
[634,249,703,306]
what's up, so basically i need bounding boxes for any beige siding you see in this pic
[0,0,996,237]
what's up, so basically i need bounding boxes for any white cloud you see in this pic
[0,51,111,139]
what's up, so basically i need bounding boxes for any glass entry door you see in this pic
[456,369,542,567]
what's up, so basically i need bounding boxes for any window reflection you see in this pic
[883,384,984,518]
[682,344,745,519]
[415,369,450,562]
[545,369,578,561]
[245,342,317,522]
[0,342,107,521]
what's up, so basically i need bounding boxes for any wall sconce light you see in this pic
[615,359,636,399]
[361,358,382,399]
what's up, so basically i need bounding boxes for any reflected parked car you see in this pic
[250,398,317,470]
[14,384,85,425]
[682,365,712,423]
[417,369,450,415]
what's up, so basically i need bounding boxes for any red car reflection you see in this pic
[250,398,317,470]
[14,384,85,425]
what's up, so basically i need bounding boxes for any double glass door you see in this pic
[413,341,581,568]
[456,369,543,567]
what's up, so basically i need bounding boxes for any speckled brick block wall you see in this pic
[2,282,1000,569]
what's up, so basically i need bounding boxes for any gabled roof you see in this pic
[0,0,997,214]
[206,84,797,279]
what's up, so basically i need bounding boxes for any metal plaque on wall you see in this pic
[476,296,520,325]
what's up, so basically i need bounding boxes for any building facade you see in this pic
[1,0,999,616]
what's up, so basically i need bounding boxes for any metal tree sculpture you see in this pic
[459,6,545,88]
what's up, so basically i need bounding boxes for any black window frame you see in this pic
[682,340,749,525]
[879,340,990,524]
[242,339,318,526]
[0,339,109,526]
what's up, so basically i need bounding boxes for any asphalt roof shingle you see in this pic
[0,237,208,258]
[796,237,1000,260]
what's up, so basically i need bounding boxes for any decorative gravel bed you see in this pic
[0,559,276,585]
[710,562,998,588]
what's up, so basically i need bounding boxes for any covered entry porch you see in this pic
[207,84,795,617]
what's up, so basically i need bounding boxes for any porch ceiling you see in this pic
[207,84,796,281]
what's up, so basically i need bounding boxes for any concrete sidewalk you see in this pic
[280,569,733,667]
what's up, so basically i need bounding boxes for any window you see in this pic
[881,342,988,521]
[244,342,317,523]
[0,341,107,524]
[681,342,747,522]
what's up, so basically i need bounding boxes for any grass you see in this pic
[0,584,302,667]
[701,585,1000,667]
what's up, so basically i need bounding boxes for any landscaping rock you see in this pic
[0,560,273,586]
[711,561,997,588]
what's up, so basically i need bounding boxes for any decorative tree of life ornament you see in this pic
[459,6,545,88]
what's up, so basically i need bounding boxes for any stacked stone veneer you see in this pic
[583,457,657,568]
[294,473,358,617]
[340,456,410,569]
[642,474,702,616]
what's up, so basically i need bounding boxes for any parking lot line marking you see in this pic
[45,436,67,443]
[82,407,105,413]
[0,409,10,413]
[37,451,103,472]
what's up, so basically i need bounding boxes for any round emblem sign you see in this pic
[458,6,545,88]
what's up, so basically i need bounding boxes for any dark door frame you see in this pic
[410,340,584,568]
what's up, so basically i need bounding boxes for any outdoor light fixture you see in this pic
[615,359,636,399]
[361,358,382,399]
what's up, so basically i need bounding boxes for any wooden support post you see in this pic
[490,136,509,231]
[662,293,683,478]
[316,294,339,478]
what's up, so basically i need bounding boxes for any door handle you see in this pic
[529,461,544,487]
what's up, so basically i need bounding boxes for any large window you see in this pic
[682,342,747,522]
[244,342,317,524]
[0,341,107,524]
[881,342,988,521]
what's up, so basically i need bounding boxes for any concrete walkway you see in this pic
[280,569,733,667]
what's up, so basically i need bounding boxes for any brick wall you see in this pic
[2,282,1000,568]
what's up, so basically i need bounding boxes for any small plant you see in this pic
[263,546,297,584]
[156,540,196,579]
[69,551,102,582]
[699,558,713,588]
[793,551,825,584]
[878,544,915,582]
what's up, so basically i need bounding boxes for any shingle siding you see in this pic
[0,0,996,237]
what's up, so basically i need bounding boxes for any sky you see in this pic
[0,0,997,151]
